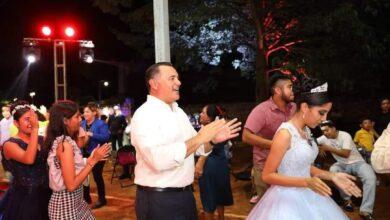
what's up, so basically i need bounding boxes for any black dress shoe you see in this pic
[360,212,375,220]
[84,197,92,204]
[92,200,107,209]
[83,194,92,204]
[119,173,131,180]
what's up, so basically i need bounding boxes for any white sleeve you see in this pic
[181,109,212,157]
[316,136,327,145]
[338,132,354,150]
[195,143,212,156]
[372,126,390,173]
[131,116,187,172]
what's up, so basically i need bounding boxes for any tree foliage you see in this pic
[93,0,389,101]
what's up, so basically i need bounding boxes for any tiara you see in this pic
[11,104,31,115]
[310,82,328,93]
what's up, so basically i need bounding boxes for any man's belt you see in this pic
[137,184,193,192]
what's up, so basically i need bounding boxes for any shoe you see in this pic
[84,197,92,204]
[83,186,92,204]
[250,195,259,204]
[343,200,354,212]
[92,200,107,209]
[83,195,92,204]
[119,173,131,180]
[360,212,374,220]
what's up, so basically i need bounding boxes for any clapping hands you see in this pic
[197,118,241,144]
[90,143,111,163]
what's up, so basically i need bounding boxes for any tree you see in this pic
[93,0,390,102]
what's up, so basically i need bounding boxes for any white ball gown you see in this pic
[247,122,349,220]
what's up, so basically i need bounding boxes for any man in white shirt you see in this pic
[131,62,241,220]
[0,105,13,146]
[318,120,376,220]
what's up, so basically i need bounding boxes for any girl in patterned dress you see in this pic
[45,100,110,220]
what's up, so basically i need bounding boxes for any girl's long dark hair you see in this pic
[44,100,79,151]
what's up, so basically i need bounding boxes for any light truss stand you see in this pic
[53,40,67,101]
[22,37,94,102]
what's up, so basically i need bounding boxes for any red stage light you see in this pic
[64,27,75,37]
[41,26,51,36]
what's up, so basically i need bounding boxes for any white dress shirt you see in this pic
[131,95,209,188]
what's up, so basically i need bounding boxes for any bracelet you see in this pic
[86,162,95,168]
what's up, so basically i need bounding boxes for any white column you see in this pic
[153,0,171,62]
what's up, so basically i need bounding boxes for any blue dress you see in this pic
[0,137,51,220]
[198,142,233,212]
[247,122,348,220]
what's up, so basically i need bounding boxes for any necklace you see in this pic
[289,121,308,140]
[289,121,315,147]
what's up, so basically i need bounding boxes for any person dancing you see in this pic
[0,101,51,220]
[195,104,233,220]
[46,100,110,220]
[247,78,361,220]
[81,102,110,208]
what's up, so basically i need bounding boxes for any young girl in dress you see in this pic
[0,101,51,220]
[248,78,362,220]
[45,100,110,220]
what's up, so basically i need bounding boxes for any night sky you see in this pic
[0,0,145,106]
[0,0,254,108]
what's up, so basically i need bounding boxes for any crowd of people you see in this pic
[242,72,389,220]
[0,62,388,220]
[0,100,133,219]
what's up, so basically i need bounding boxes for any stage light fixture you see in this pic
[79,41,95,63]
[23,40,41,64]
[26,54,37,63]
[41,26,52,36]
[65,27,75,37]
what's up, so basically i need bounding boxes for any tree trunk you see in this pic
[251,0,269,102]
[255,49,268,102]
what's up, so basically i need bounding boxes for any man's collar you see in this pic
[147,95,178,111]
[269,97,294,111]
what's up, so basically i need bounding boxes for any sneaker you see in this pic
[250,195,259,204]
[343,200,354,212]
[360,212,374,220]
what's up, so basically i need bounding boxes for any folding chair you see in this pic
[110,145,136,188]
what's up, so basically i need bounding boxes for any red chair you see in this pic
[110,145,136,188]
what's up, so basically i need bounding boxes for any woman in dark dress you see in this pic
[195,105,233,220]
[0,101,51,220]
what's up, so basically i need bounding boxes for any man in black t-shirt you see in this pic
[374,98,390,135]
